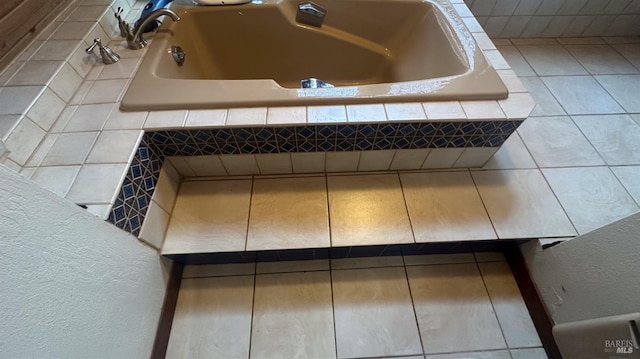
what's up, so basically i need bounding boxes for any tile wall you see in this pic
[465,0,640,37]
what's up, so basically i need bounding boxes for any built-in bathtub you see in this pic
[120,0,507,110]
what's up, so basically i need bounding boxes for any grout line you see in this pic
[609,166,640,208]
[591,75,632,112]
[513,131,541,169]
[401,256,426,357]
[514,127,544,169]
[243,177,255,252]
[556,35,596,77]
[610,42,640,72]
[329,260,339,359]
[247,262,257,359]
[565,114,609,165]
[536,168,580,235]
[396,172,418,244]
[468,168,500,239]
[474,260,511,351]
[530,71,573,118]
[325,174,333,247]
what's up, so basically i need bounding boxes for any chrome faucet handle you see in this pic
[296,2,327,27]
[86,38,120,64]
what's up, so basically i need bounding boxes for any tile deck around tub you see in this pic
[97,0,533,240]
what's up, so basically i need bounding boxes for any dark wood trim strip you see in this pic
[505,246,562,359]
[164,240,530,265]
[150,261,184,359]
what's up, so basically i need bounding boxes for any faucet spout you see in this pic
[128,8,180,50]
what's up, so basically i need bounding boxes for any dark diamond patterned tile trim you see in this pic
[107,120,522,236]
[108,133,165,236]
[150,121,522,157]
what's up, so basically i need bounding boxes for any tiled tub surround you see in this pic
[138,35,640,255]
[0,0,534,243]
[114,115,524,244]
[2,0,639,258]
[464,0,640,38]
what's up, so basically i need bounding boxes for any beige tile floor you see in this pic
[167,253,548,359]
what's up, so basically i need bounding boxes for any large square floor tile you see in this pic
[565,45,638,74]
[472,170,576,238]
[517,116,604,167]
[246,177,330,251]
[400,172,496,242]
[407,263,506,354]
[517,45,588,76]
[595,75,640,113]
[163,180,252,254]
[333,266,423,358]
[251,271,335,359]
[479,262,541,348]
[572,115,640,165]
[541,76,624,115]
[327,174,414,246]
[165,276,254,359]
[543,167,639,234]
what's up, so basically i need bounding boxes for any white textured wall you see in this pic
[0,165,169,359]
[523,212,640,324]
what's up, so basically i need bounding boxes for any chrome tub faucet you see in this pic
[115,8,180,50]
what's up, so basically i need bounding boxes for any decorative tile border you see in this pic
[109,133,164,235]
[107,119,523,235]
[149,121,522,156]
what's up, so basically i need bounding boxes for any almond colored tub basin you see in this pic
[120,0,507,111]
